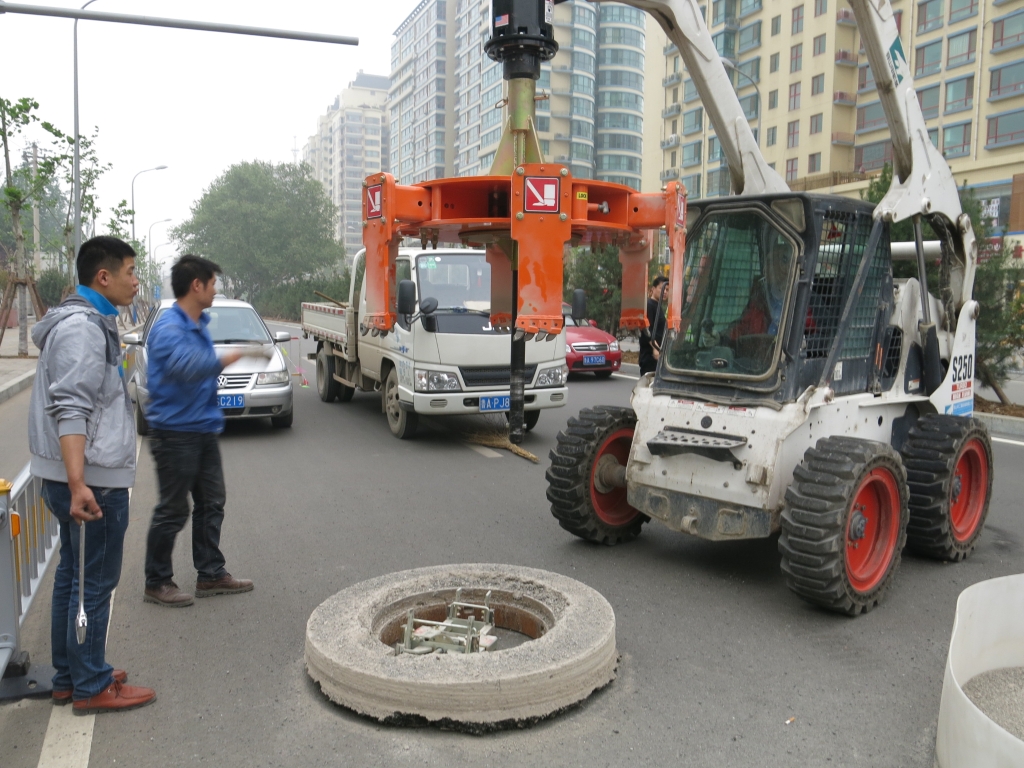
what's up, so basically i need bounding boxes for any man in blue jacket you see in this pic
[30,236,157,712]
[143,255,261,607]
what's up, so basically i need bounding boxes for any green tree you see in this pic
[172,161,343,301]
[36,267,67,307]
[564,245,622,333]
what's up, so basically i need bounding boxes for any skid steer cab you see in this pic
[547,192,993,616]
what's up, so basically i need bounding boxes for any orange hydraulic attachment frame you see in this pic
[361,168,687,335]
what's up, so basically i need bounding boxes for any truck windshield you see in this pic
[666,210,796,378]
[416,253,490,312]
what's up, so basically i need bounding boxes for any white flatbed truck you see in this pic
[301,247,569,438]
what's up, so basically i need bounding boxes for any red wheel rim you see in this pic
[845,467,902,593]
[589,427,640,527]
[950,438,989,542]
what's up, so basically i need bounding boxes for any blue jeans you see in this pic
[43,480,130,700]
[145,430,227,587]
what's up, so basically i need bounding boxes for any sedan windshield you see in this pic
[416,253,490,312]
[204,306,271,344]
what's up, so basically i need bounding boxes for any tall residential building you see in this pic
[389,0,457,185]
[658,0,1024,240]
[409,0,663,191]
[303,72,390,257]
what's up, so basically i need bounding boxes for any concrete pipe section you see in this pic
[305,563,617,731]
[935,573,1024,766]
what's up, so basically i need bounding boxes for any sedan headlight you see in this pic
[536,363,569,388]
[609,340,619,352]
[415,369,462,392]
[256,370,290,385]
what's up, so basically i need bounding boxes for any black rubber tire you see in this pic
[317,348,340,403]
[134,396,149,437]
[271,410,294,428]
[384,367,418,439]
[546,406,648,545]
[779,436,909,616]
[593,370,613,379]
[900,414,993,561]
[524,409,540,431]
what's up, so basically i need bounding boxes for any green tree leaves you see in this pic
[172,161,343,300]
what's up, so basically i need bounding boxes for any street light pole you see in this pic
[73,0,99,282]
[131,166,168,241]
[148,218,172,260]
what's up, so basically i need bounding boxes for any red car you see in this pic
[563,307,621,378]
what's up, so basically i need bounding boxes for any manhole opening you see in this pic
[375,589,554,652]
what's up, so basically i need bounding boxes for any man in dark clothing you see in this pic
[30,236,157,713]
[639,275,669,375]
[142,255,263,607]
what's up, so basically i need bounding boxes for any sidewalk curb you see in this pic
[0,370,35,406]
[621,362,641,377]
[975,412,1024,440]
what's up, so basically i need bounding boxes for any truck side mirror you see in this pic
[397,280,417,316]
[571,289,587,323]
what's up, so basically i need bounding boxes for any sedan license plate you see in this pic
[583,354,606,366]
[480,395,510,413]
[218,394,245,409]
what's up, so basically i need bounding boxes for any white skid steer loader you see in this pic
[547,0,993,615]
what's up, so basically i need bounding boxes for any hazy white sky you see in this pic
[3,1,414,263]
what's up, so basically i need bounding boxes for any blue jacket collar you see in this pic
[171,301,211,329]
[75,285,119,316]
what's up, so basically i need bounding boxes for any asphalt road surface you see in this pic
[2,319,1023,767]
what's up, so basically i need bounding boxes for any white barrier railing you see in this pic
[0,463,60,682]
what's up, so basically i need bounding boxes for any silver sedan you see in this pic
[123,298,295,433]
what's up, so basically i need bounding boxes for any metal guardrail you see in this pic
[1,463,59,680]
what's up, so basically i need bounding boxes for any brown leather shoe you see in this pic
[53,669,128,704]
[73,679,155,714]
[143,581,194,607]
[195,573,254,597]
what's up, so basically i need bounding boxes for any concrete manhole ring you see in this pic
[305,563,617,731]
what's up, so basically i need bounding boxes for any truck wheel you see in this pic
[384,367,418,439]
[900,415,993,561]
[525,410,540,431]
[317,348,340,403]
[546,406,647,545]
[134,393,149,437]
[779,437,909,616]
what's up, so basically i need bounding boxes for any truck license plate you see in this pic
[218,394,245,408]
[479,395,510,412]
[583,354,606,366]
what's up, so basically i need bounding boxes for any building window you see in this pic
[599,27,645,48]
[949,0,977,23]
[573,29,596,50]
[770,52,780,72]
[680,173,702,198]
[814,0,827,17]
[917,0,943,34]
[598,48,646,69]
[682,140,702,167]
[792,5,804,34]
[683,107,703,134]
[811,73,825,95]
[992,12,1024,52]
[943,122,971,157]
[707,168,730,196]
[789,82,801,110]
[785,158,798,182]
[918,85,940,119]
[572,97,595,117]
[915,40,942,77]
[855,140,894,171]
[771,15,781,35]
[708,135,724,161]
[857,102,887,130]
[738,57,761,83]
[991,61,1024,100]
[684,79,699,101]
[713,30,737,58]
[739,93,759,119]
[945,76,974,113]
[769,89,779,109]
[712,0,733,26]
[808,152,822,173]
[947,29,977,69]
[929,128,939,147]
[791,44,803,72]
[598,4,644,25]
[574,3,597,26]
[987,109,1024,148]
[859,64,876,91]
[739,0,762,18]
[766,126,777,146]
[810,113,823,134]
[738,21,762,52]
[573,51,596,73]
[813,34,826,56]
[536,116,550,132]
[787,119,800,147]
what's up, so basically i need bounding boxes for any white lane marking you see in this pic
[465,443,503,458]
[612,373,640,381]
[37,437,143,768]
[992,437,1024,448]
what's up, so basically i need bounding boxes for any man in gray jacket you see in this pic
[29,236,156,714]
